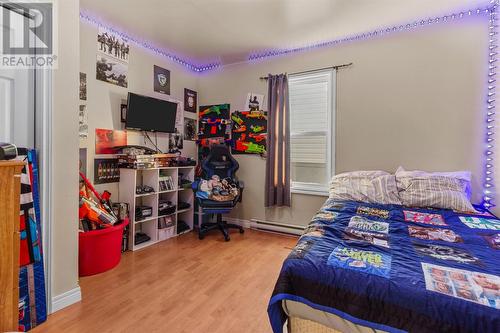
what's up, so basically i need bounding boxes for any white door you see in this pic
[0,7,36,148]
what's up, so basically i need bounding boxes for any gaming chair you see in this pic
[194,145,244,241]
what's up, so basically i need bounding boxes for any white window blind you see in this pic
[289,69,335,194]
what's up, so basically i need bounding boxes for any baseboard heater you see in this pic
[250,219,305,236]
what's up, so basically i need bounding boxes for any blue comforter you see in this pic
[268,199,500,333]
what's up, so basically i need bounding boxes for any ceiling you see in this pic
[80,0,490,65]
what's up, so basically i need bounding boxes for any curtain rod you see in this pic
[259,62,353,80]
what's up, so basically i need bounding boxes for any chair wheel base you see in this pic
[239,228,245,234]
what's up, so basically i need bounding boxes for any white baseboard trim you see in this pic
[51,286,82,313]
[225,217,304,236]
[225,217,252,228]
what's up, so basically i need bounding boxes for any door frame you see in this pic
[35,67,53,313]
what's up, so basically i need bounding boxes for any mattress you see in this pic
[268,199,500,333]
[284,300,386,333]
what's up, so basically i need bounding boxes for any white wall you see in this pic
[79,21,199,201]
[51,0,80,302]
[198,17,491,225]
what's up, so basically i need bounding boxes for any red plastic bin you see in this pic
[79,219,129,277]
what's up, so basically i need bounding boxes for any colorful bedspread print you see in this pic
[268,200,500,333]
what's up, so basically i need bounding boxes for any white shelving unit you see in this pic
[119,166,195,251]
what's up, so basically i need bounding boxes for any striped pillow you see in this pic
[396,174,475,213]
[329,171,402,205]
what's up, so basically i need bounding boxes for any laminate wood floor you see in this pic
[32,229,297,333]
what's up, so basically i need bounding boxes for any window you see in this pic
[289,69,335,195]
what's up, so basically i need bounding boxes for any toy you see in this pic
[235,134,266,154]
[199,105,222,117]
[231,113,244,125]
[241,110,267,120]
[245,142,266,154]
[248,132,267,142]
[233,125,247,133]
[250,125,265,133]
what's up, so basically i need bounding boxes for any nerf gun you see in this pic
[200,105,222,117]
[79,171,117,221]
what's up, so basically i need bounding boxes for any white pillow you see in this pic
[395,167,475,212]
[395,167,472,199]
[329,171,401,205]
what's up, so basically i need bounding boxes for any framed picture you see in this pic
[184,88,197,113]
[184,117,197,141]
[120,104,127,123]
[94,158,120,184]
[95,128,127,154]
[154,65,170,95]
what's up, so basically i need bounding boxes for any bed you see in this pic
[268,199,500,333]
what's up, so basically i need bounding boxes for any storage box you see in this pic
[158,227,175,241]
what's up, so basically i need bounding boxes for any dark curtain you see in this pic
[265,74,291,207]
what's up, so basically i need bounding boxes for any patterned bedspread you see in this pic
[268,199,500,333]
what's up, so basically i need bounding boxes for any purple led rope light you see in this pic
[483,0,498,208]
[248,7,491,61]
[79,12,221,73]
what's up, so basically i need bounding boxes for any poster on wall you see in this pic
[169,130,184,152]
[96,55,128,88]
[94,158,120,184]
[184,117,197,141]
[184,88,197,113]
[245,93,264,111]
[154,65,171,95]
[79,105,88,138]
[97,27,130,63]
[79,72,87,100]
[231,110,267,155]
[198,104,230,139]
[95,128,127,154]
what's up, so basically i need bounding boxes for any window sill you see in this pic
[291,188,329,197]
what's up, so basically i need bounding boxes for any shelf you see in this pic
[120,166,195,171]
[158,189,176,194]
[177,208,193,214]
[176,229,192,236]
[133,239,158,250]
[158,212,176,218]
[135,192,157,198]
[134,216,157,224]
[178,187,191,191]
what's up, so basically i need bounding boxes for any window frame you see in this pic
[288,68,336,196]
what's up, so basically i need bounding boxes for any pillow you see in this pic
[395,168,475,212]
[395,166,472,199]
[329,171,401,205]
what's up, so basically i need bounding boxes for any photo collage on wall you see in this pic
[96,27,129,88]
[231,93,267,155]
[79,72,88,139]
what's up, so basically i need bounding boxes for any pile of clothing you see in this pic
[196,175,239,202]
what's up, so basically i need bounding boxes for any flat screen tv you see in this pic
[126,92,177,133]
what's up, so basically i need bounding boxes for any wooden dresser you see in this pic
[0,161,25,332]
